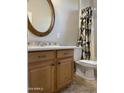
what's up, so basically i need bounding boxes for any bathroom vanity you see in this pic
[28,46,76,93]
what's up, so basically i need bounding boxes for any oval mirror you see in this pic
[28,0,55,36]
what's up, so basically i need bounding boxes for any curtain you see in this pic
[77,7,92,60]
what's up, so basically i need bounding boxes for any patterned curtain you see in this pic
[77,7,92,60]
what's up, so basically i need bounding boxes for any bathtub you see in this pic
[76,60,97,68]
[75,60,97,80]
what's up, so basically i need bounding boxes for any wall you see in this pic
[28,0,79,46]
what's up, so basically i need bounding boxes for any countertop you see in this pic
[28,46,81,51]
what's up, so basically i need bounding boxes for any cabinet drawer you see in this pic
[28,51,56,62]
[57,50,73,58]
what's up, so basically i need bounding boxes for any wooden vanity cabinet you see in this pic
[28,51,56,93]
[57,58,73,90]
[56,50,73,90]
[28,49,74,93]
[29,61,55,93]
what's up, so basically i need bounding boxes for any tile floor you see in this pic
[60,75,97,93]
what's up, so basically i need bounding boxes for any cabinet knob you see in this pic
[58,62,61,64]
[51,63,55,66]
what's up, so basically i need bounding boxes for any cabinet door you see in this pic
[57,58,73,89]
[29,62,55,93]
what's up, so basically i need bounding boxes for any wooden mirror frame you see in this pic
[28,0,55,37]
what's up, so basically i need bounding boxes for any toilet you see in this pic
[74,48,97,80]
